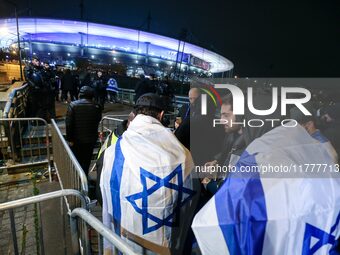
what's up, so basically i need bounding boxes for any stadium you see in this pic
[0,18,234,78]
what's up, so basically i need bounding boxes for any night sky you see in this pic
[1,0,339,77]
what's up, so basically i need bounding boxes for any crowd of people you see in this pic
[96,85,340,254]
[24,56,120,121]
[23,56,340,254]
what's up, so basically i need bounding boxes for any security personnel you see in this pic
[42,62,56,120]
[24,56,44,118]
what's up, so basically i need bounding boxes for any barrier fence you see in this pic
[117,88,189,112]
[70,208,139,255]
[0,189,138,255]
[99,113,177,145]
[0,117,51,179]
[50,119,88,203]
[3,83,30,119]
[0,189,86,255]
[99,116,125,144]
[117,88,135,105]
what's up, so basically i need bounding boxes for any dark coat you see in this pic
[65,98,102,144]
[61,71,76,91]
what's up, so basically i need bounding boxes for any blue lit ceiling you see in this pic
[0,18,233,73]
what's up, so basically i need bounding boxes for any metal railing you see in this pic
[3,82,30,118]
[0,117,51,178]
[70,208,139,255]
[0,188,140,255]
[117,88,135,105]
[98,113,177,145]
[50,119,88,201]
[174,95,189,108]
[117,88,189,110]
[99,116,125,144]
[0,189,87,255]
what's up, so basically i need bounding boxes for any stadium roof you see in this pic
[0,18,233,73]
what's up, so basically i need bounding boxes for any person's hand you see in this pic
[201,177,212,189]
[204,160,218,168]
[204,160,218,179]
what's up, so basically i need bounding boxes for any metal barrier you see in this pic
[70,208,139,255]
[3,83,30,118]
[98,113,177,145]
[174,95,189,108]
[50,119,88,200]
[117,88,189,111]
[0,189,87,255]
[99,116,125,144]
[0,117,51,178]
[117,88,135,105]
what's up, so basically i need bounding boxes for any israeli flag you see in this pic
[107,78,119,92]
[100,114,198,254]
[192,124,340,255]
[311,130,338,164]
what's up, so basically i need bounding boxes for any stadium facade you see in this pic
[0,18,233,77]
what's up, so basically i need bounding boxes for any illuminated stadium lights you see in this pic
[91,55,94,59]
[0,18,233,73]
[48,52,51,55]
[67,53,71,56]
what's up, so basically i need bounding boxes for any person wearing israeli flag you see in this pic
[106,77,119,103]
[100,93,200,255]
[192,94,340,255]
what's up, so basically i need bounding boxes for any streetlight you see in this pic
[3,0,23,81]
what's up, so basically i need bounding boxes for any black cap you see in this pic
[32,56,40,61]
[79,86,94,98]
[290,101,316,123]
[135,93,164,110]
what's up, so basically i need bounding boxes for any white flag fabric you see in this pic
[192,124,340,255]
[100,114,198,254]
[106,78,119,92]
[311,129,338,164]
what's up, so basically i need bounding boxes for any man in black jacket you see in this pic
[24,56,45,118]
[66,86,102,175]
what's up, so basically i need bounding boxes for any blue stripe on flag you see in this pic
[215,150,268,255]
[311,130,328,143]
[110,137,125,235]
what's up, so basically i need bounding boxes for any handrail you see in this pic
[0,117,52,181]
[118,88,135,93]
[51,119,88,194]
[0,189,89,255]
[0,189,87,211]
[71,208,140,255]
[3,83,30,118]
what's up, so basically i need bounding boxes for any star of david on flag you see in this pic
[302,212,340,254]
[126,164,195,234]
